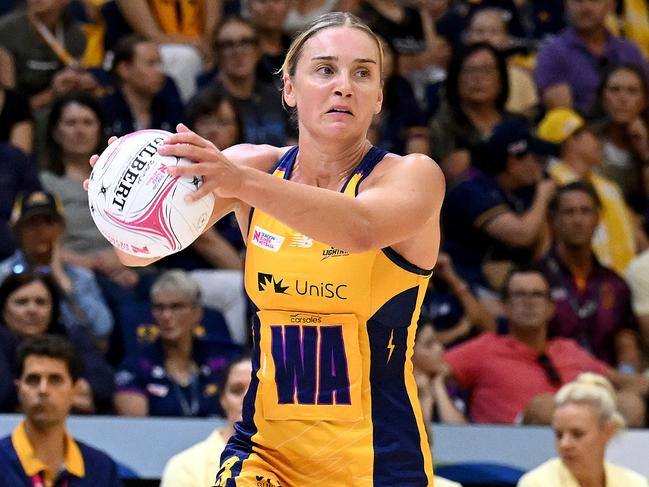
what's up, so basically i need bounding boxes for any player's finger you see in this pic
[108,135,118,145]
[160,144,222,164]
[83,179,89,191]
[162,129,213,149]
[89,154,99,167]
[166,160,215,177]
[184,181,215,203]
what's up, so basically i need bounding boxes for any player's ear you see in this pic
[283,74,297,108]
[374,83,383,114]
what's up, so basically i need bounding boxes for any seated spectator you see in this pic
[443,267,647,425]
[368,35,429,156]
[518,373,648,486]
[539,181,642,370]
[197,16,290,146]
[413,320,467,424]
[428,42,519,182]
[101,34,185,137]
[0,85,33,154]
[282,0,338,35]
[463,8,539,117]
[0,270,114,414]
[0,143,41,261]
[41,91,139,288]
[160,354,252,487]
[0,190,113,341]
[625,248,649,350]
[534,0,648,113]
[441,119,555,297]
[115,0,222,101]
[246,0,291,89]
[537,108,639,273]
[420,252,497,348]
[590,64,649,213]
[114,270,242,417]
[0,0,98,110]
[0,335,122,487]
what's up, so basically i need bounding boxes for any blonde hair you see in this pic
[555,373,626,432]
[280,12,384,79]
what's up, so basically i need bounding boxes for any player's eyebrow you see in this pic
[311,56,377,64]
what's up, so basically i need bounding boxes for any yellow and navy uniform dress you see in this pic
[215,146,435,487]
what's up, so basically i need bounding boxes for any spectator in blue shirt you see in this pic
[101,34,185,137]
[0,335,122,487]
[0,190,113,341]
[114,270,242,417]
[442,119,557,298]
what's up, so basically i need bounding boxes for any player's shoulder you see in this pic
[371,151,443,185]
[223,144,292,173]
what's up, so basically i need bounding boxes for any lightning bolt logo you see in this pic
[387,330,395,364]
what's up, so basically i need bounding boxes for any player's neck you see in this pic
[293,136,371,190]
[24,420,66,475]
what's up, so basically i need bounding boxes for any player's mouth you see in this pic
[326,106,353,116]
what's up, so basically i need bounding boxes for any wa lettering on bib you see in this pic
[257,310,363,422]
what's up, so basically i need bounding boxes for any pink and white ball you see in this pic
[87,129,214,257]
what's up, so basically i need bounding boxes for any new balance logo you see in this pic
[289,233,313,248]
[258,273,290,294]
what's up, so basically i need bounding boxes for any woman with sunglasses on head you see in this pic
[519,373,649,487]
[91,11,444,486]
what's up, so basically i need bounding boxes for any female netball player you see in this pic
[94,12,444,486]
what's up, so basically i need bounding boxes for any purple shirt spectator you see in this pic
[538,248,636,365]
[534,27,648,113]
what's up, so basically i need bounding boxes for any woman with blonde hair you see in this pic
[518,373,648,487]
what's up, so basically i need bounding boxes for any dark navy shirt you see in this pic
[442,168,534,288]
[101,77,185,137]
[0,144,41,260]
[115,338,241,417]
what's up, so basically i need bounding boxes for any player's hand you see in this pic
[84,136,119,190]
[158,123,244,201]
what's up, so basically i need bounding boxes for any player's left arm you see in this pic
[235,152,444,255]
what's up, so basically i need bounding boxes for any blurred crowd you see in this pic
[1,0,649,453]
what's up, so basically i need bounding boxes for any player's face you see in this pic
[551,190,599,248]
[603,68,646,125]
[3,281,53,338]
[55,102,101,157]
[151,291,201,343]
[220,360,253,426]
[283,26,383,141]
[553,402,613,477]
[17,355,77,429]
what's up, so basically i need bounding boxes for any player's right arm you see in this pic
[89,140,286,268]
